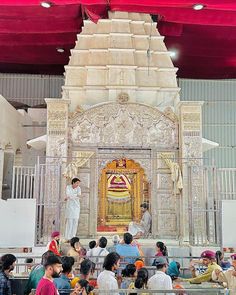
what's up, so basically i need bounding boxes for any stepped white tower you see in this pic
[62,11,180,111]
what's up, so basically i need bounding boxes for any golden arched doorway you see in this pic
[97,159,150,231]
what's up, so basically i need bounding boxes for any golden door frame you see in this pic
[98,159,147,227]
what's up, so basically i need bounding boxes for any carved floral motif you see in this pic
[70,103,178,148]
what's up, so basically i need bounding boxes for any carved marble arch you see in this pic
[69,102,179,149]
[98,158,150,230]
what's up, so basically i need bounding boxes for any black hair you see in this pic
[156,263,167,270]
[41,250,55,266]
[134,267,149,289]
[25,258,33,264]
[140,203,149,209]
[71,178,80,184]
[124,232,133,245]
[103,252,120,271]
[61,256,75,274]
[0,254,16,271]
[80,259,93,276]
[44,255,62,268]
[156,241,168,257]
[99,237,107,248]
[216,250,223,265]
[77,279,94,295]
[121,264,136,277]
[70,237,80,248]
[89,240,96,249]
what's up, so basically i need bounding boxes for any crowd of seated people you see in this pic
[1,231,236,295]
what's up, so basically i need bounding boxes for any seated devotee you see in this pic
[132,237,144,257]
[71,259,95,289]
[152,241,169,265]
[128,203,152,238]
[67,237,80,257]
[212,253,236,293]
[71,279,94,295]
[167,261,181,281]
[88,237,109,263]
[148,257,174,295]
[86,240,97,257]
[36,255,63,295]
[120,263,137,289]
[24,250,55,295]
[54,256,75,293]
[0,254,17,295]
[67,237,84,264]
[108,235,120,253]
[97,252,120,295]
[134,258,145,270]
[182,250,222,284]
[215,250,231,271]
[128,267,149,292]
[155,241,169,257]
[116,232,140,264]
[48,231,61,256]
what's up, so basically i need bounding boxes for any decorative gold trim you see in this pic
[98,159,148,228]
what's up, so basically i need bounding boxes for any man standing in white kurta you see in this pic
[64,177,81,240]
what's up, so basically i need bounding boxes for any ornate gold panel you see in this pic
[98,159,149,229]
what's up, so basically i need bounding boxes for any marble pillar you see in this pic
[0,146,4,199]
[179,101,206,244]
[44,99,70,237]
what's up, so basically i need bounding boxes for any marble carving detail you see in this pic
[70,103,178,148]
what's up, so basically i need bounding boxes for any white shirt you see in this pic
[87,246,109,264]
[65,185,81,219]
[97,270,119,295]
[148,271,174,295]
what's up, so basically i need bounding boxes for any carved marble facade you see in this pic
[69,102,178,148]
[45,11,205,242]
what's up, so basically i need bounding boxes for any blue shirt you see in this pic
[0,271,11,295]
[115,244,140,264]
[54,274,71,294]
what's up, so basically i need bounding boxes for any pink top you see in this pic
[36,278,59,295]
[155,252,164,257]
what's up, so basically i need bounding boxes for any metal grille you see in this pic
[188,166,236,246]
[34,161,62,245]
[11,166,35,199]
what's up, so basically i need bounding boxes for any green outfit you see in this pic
[186,262,221,284]
[24,265,45,294]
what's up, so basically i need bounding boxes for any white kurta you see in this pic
[140,210,152,235]
[128,210,152,237]
[147,271,174,295]
[65,185,81,219]
[64,185,81,239]
[97,270,119,295]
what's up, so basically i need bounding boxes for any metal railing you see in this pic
[29,288,227,294]
[12,255,223,277]
[11,166,35,199]
[188,165,236,246]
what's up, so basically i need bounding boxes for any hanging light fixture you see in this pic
[193,4,205,10]
[56,48,65,53]
[41,2,52,8]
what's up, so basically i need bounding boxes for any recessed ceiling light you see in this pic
[193,4,205,10]
[41,2,52,8]
[56,48,65,53]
